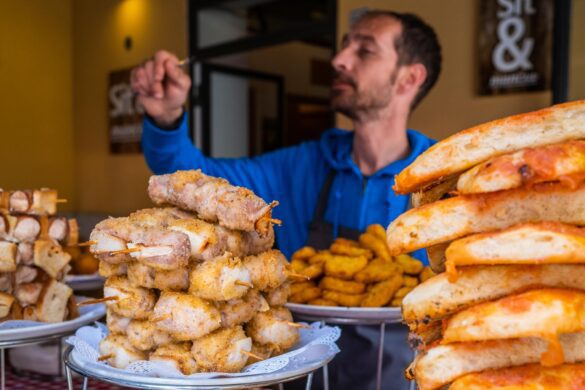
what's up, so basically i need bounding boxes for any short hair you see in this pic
[356,10,442,109]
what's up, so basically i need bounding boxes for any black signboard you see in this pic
[478,0,553,95]
[108,67,144,154]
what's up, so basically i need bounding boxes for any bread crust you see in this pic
[402,264,585,326]
[386,182,585,256]
[449,363,585,390]
[413,332,585,390]
[457,140,585,194]
[394,100,585,194]
[445,222,585,277]
[442,289,585,350]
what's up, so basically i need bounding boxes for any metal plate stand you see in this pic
[291,312,413,390]
[0,331,73,390]
[63,346,329,390]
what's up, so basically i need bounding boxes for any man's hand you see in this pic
[130,50,191,128]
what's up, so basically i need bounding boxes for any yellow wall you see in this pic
[570,0,585,100]
[72,0,187,214]
[336,0,552,140]
[0,1,75,211]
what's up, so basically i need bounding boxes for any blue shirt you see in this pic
[142,114,435,261]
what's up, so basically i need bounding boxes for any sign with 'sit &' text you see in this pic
[108,67,144,154]
[478,0,552,95]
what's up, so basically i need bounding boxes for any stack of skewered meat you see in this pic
[0,188,78,323]
[90,170,301,374]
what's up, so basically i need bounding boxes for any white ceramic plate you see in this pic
[65,274,105,291]
[68,342,334,388]
[0,298,105,342]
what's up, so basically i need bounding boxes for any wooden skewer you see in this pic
[150,313,171,323]
[241,350,264,361]
[286,321,311,329]
[98,354,114,362]
[76,240,97,247]
[235,280,254,288]
[107,247,141,255]
[77,296,119,306]
[286,272,310,280]
[56,199,68,203]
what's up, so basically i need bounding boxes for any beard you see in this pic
[330,70,397,120]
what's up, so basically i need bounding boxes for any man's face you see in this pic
[331,16,402,120]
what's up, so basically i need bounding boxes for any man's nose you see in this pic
[331,47,351,72]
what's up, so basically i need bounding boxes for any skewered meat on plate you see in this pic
[148,170,278,235]
[191,326,252,372]
[151,292,221,341]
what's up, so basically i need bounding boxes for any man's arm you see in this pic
[133,50,323,204]
[132,50,271,196]
[141,111,290,201]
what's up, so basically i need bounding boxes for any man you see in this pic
[132,10,441,389]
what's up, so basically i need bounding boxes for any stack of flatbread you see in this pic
[386,100,585,389]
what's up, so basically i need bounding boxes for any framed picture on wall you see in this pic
[478,0,553,95]
[107,67,144,153]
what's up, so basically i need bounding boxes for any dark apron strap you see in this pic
[313,170,335,221]
[306,170,360,249]
[291,171,412,390]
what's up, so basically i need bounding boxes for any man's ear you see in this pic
[396,63,427,96]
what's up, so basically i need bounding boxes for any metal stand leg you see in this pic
[409,378,417,390]
[278,383,284,390]
[1,348,5,390]
[375,322,386,390]
[66,366,74,390]
[305,372,314,390]
[320,320,329,390]
[58,339,63,378]
[82,376,88,390]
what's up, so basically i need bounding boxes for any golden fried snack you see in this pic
[289,286,321,304]
[308,298,338,306]
[322,290,365,306]
[354,258,400,283]
[333,237,360,247]
[307,251,331,264]
[402,276,419,287]
[299,263,323,280]
[359,232,391,261]
[292,246,316,260]
[394,286,414,299]
[73,253,99,275]
[324,255,368,279]
[396,254,424,275]
[319,276,366,294]
[330,243,373,259]
[361,274,403,307]
[366,224,387,242]
[290,281,315,296]
[419,266,435,282]
[390,297,403,307]
[290,258,308,273]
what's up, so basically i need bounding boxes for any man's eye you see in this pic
[358,48,373,57]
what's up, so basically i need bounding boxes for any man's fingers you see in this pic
[165,60,191,91]
[143,60,165,98]
[154,50,178,82]
[131,67,149,96]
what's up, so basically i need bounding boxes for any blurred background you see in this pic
[0,0,583,217]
